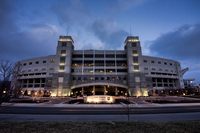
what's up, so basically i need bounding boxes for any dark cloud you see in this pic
[0,0,58,61]
[0,0,18,33]
[150,23,200,60]
[0,24,58,61]
[150,24,200,82]
[90,20,129,49]
[52,0,90,29]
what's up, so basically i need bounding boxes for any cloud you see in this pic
[90,20,129,49]
[0,24,59,61]
[0,0,18,33]
[52,0,90,29]
[149,23,200,82]
[149,23,200,60]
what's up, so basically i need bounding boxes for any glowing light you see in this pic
[133,54,139,56]
[59,63,65,65]
[3,91,6,94]
[128,39,139,42]
[85,95,114,103]
[60,54,66,56]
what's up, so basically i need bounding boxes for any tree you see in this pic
[0,60,13,104]
[10,62,22,98]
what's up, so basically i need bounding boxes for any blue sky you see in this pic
[0,0,200,82]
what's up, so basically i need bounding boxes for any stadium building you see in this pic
[13,35,187,97]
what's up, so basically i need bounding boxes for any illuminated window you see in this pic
[60,57,66,63]
[61,50,66,55]
[50,59,55,63]
[59,66,65,70]
[134,65,139,70]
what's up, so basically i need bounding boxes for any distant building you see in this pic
[13,35,187,97]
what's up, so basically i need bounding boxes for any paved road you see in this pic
[1,112,200,121]
[1,105,200,115]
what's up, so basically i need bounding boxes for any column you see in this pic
[93,86,95,95]
[104,86,107,95]
[161,78,164,87]
[81,87,84,96]
[115,87,118,96]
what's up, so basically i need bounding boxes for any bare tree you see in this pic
[11,62,22,98]
[0,60,13,104]
[0,60,13,81]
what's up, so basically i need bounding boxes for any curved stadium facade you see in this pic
[14,35,186,97]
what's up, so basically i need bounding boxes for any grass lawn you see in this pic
[0,121,200,133]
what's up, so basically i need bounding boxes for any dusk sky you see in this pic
[0,0,200,82]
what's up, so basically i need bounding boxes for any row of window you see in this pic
[19,73,47,77]
[143,60,174,66]
[72,54,127,58]
[71,69,127,73]
[23,59,55,66]
[22,68,54,73]
[151,72,177,76]
[144,67,175,73]
[72,76,127,81]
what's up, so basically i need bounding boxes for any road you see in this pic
[1,112,200,121]
[1,104,200,121]
[1,105,200,115]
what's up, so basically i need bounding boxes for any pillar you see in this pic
[93,86,95,95]
[115,87,118,96]
[104,86,107,95]
[81,87,84,96]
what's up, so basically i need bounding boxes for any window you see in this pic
[23,63,27,66]
[152,68,156,71]
[131,43,137,47]
[151,60,155,63]
[49,68,54,71]
[61,50,66,54]
[158,61,161,64]
[29,62,32,65]
[43,60,46,64]
[35,61,39,64]
[133,57,138,63]
[134,65,139,70]
[60,57,66,63]
[132,50,138,54]
[61,42,67,47]
[106,54,115,58]
[95,54,104,58]
[164,62,167,65]
[144,67,148,70]
[50,59,55,63]
[143,60,147,63]
[170,63,172,66]
[59,66,65,70]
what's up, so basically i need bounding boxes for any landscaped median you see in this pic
[0,121,199,133]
